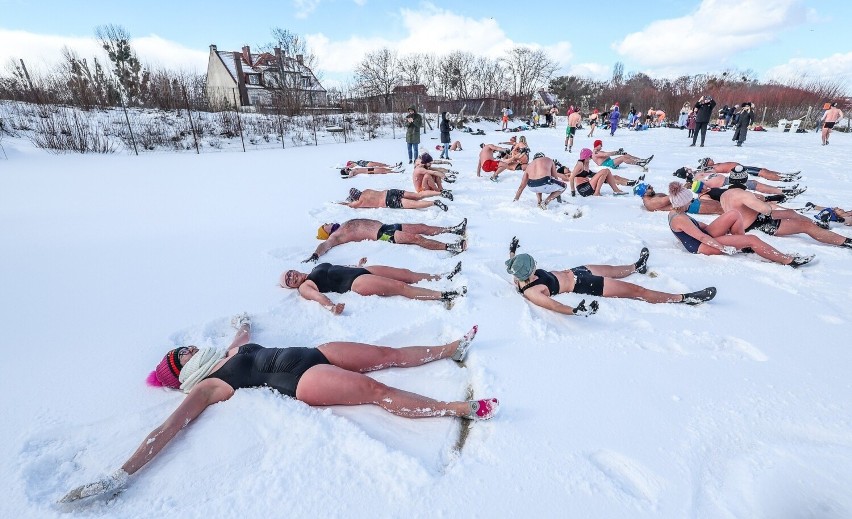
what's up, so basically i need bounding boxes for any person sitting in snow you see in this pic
[58,315,496,506]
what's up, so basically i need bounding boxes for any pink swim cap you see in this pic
[579,148,592,160]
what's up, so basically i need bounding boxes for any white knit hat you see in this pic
[668,181,694,209]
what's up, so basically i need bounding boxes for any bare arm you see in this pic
[299,282,345,315]
[122,380,227,475]
[312,234,343,259]
[671,214,724,250]
[524,288,577,315]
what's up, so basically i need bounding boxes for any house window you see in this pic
[247,74,260,86]
[301,77,310,88]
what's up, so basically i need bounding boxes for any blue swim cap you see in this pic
[633,183,649,196]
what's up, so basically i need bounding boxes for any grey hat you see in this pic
[505,253,536,280]
[729,165,748,183]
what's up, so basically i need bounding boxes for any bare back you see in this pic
[720,189,761,222]
[643,194,673,211]
[350,190,387,209]
[525,157,556,180]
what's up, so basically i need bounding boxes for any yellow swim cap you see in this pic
[317,225,329,240]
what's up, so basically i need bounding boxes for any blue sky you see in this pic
[2,0,850,89]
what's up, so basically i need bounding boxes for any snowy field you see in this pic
[1,117,851,518]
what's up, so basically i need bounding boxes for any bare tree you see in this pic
[501,46,558,98]
[398,53,429,87]
[263,27,320,76]
[353,47,401,111]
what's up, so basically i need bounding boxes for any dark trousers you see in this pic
[692,122,709,145]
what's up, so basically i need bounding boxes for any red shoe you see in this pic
[468,398,499,420]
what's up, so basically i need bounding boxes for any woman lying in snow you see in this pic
[504,237,717,315]
[59,315,496,506]
[280,259,465,314]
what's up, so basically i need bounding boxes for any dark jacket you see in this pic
[439,112,452,144]
[405,110,423,144]
[694,98,717,123]
[736,107,754,128]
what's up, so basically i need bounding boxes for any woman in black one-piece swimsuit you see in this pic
[60,316,497,505]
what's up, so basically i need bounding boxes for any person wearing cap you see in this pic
[821,102,844,145]
[591,139,653,171]
[340,162,403,178]
[638,182,723,214]
[280,258,466,313]
[404,106,423,163]
[59,317,497,506]
[566,148,637,197]
[673,166,804,198]
[666,182,813,267]
[305,217,467,263]
[505,237,716,314]
[490,136,531,181]
[340,187,452,211]
[696,158,800,182]
[587,109,599,137]
[412,151,455,192]
[804,203,852,227]
[512,153,566,209]
[732,102,754,146]
[719,173,852,250]
[691,95,717,147]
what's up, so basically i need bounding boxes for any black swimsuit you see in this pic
[307,263,370,293]
[205,344,330,397]
[520,269,560,295]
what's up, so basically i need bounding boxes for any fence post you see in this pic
[232,90,246,152]
[761,106,767,127]
[391,96,396,140]
[312,109,318,146]
[182,86,200,154]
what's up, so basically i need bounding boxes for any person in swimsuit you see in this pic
[490,136,530,181]
[341,187,451,211]
[591,139,653,170]
[566,110,581,151]
[412,152,455,192]
[281,259,466,314]
[587,109,599,137]
[673,166,805,198]
[566,148,640,197]
[638,183,723,214]
[340,161,403,178]
[666,182,812,267]
[696,158,800,182]
[512,153,566,209]
[306,218,467,262]
[476,143,511,177]
[59,316,497,506]
[821,102,843,145]
[804,202,852,226]
[504,237,716,314]
[719,171,852,250]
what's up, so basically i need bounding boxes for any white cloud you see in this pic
[293,0,322,19]
[765,52,852,84]
[613,0,807,68]
[0,29,207,75]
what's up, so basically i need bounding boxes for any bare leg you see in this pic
[585,263,636,279]
[399,199,434,209]
[404,190,440,200]
[317,338,462,371]
[704,210,745,237]
[612,174,631,186]
[295,365,470,418]
[351,275,442,300]
[699,235,793,265]
[775,216,847,245]
[364,265,440,283]
[600,278,684,303]
[602,171,624,193]
[399,224,446,236]
[753,182,782,194]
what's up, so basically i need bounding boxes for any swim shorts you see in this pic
[377,223,402,242]
[385,189,404,209]
[570,266,605,296]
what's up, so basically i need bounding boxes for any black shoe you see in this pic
[556,195,563,203]
[441,189,454,201]
[447,217,467,235]
[700,144,704,147]
[626,179,638,186]
[409,159,413,164]
[434,200,448,212]
[446,261,462,281]
[447,239,467,255]
[805,202,816,210]
[681,287,717,305]
[441,285,468,302]
[635,247,650,274]
[789,254,815,268]
[690,143,696,147]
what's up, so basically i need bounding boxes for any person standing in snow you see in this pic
[691,95,716,147]
[404,106,423,164]
[609,103,621,136]
[59,315,497,506]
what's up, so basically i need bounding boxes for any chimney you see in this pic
[296,54,303,65]
[274,47,282,62]
[210,44,217,54]
[242,45,252,66]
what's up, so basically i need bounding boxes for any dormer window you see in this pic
[247,74,260,86]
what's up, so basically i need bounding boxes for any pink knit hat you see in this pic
[147,348,183,389]
[579,148,592,160]
[668,181,694,209]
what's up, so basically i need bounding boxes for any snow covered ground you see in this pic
[1,115,851,518]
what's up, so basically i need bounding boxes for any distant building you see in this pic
[206,44,327,108]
